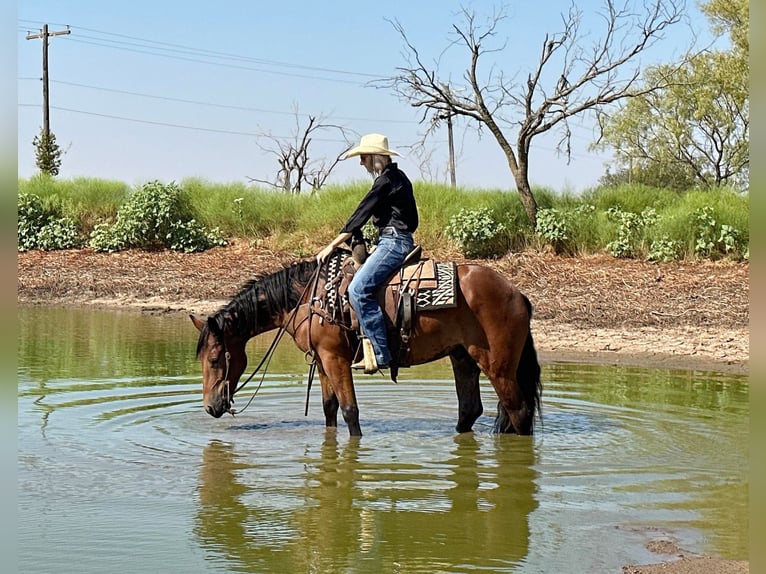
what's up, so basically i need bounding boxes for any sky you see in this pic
[17,0,712,192]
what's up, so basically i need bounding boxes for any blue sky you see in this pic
[17,0,711,191]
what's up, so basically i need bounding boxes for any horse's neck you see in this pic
[257,287,312,337]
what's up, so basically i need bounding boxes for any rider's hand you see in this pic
[316,244,335,265]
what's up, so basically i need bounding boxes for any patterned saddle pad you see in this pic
[322,251,458,318]
[389,259,457,310]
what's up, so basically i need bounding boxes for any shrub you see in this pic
[89,181,226,252]
[605,207,657,258]
[445,207,508,258]
[692,206,745,260]
[535,208,570,254]
[18,192,80,251]
[535,204,598,254]
[647,237,680,262]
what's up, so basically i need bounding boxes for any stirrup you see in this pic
[351,360,388,373]
[352,338,387,374]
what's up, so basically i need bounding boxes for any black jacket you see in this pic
[340,163,418,241]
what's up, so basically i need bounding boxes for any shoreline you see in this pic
[17,297,749,376]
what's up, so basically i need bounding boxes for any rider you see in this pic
[316,133,419,372]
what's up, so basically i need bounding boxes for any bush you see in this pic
[693,206,745,260]
[535,204,601,255]
[89,181,226,252]
[445,207,508,258]
[18,192,80,251]
[647,237,680,262]
[605,207,657,258]
[535,208,570,254]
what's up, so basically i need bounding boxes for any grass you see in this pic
[17,176,750,261]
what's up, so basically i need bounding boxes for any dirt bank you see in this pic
[17,241,749,374]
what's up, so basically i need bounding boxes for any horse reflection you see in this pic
[195,441,294,572]
[194,435,537,571]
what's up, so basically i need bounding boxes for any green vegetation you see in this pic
[17,176,749,262]
[88,180,226,252]
[32,128,64,177]
[595,0,749,190]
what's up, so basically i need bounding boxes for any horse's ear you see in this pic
[190,314,206,332]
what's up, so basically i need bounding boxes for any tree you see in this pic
[595,0,749,189]
[249,110,353,194]
[32,127,63,176]
[382,1,685,226]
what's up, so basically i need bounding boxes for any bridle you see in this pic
[212,265,322,416]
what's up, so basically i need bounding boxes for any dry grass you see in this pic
[18,242,748,332]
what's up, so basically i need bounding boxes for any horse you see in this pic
[191,255,541,437]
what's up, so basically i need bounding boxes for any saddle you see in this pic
[319,246,457,380]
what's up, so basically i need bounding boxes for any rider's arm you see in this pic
[316,232,353,264]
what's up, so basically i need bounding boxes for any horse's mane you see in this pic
[195,258,318,356]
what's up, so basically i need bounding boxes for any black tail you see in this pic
[494,294,542,434]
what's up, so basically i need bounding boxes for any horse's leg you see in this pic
[449,346,483,433]
[472,349,533,435]
[318,371,339,428]
[320,354,362,437]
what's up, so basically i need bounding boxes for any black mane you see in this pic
[195,259,318,356]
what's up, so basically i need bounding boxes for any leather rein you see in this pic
[222,265,323,415]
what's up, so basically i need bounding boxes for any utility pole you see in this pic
[437,111,456,188]
[25,24,70,138]
[446,112,456,188]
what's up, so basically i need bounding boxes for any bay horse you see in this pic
[191,255,541,437]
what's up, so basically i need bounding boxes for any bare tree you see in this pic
[381,1,687,226]
[249,110,353,194]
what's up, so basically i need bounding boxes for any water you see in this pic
[18,306,748,573]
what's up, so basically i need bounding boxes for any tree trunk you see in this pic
[515,174,538,229]
[511,147,538,228]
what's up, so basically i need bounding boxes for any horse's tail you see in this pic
[517,294,542,430]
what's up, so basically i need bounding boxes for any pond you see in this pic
[18,306,748,573]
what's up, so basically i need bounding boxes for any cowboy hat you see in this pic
[342,133,400,159]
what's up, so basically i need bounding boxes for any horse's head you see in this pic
[191,313,248,418]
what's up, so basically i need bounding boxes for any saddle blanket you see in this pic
[393,260,457,310]
[322,252,457,319]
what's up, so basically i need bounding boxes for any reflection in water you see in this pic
[195,433,538,572]
[196,441,250,563]
[19,307,749,571]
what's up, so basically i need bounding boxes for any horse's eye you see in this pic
[208,355,219,366]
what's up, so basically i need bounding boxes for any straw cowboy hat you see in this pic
[342,133,401,160]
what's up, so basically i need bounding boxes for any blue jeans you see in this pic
[348,228,414,366]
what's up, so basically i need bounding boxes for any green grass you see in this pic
[19,174,130,231]
[17,176,750,261]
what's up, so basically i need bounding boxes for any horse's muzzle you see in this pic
[204,398,230,418]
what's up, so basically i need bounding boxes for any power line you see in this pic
[70,25,383,79]
[17,103,351,142]
[17,100,592,159]
[18,21,599,143]
[66,36,369,85]
[19,20,385,84]
[33,78,419,125]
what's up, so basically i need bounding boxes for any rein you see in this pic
[225,265,322,415]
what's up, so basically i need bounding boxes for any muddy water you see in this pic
[18,306,748,573]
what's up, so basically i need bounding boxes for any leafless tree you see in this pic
[249,110,353,194]
[380,0,688,226]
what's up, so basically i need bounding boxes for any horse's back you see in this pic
[456,263,529,316]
